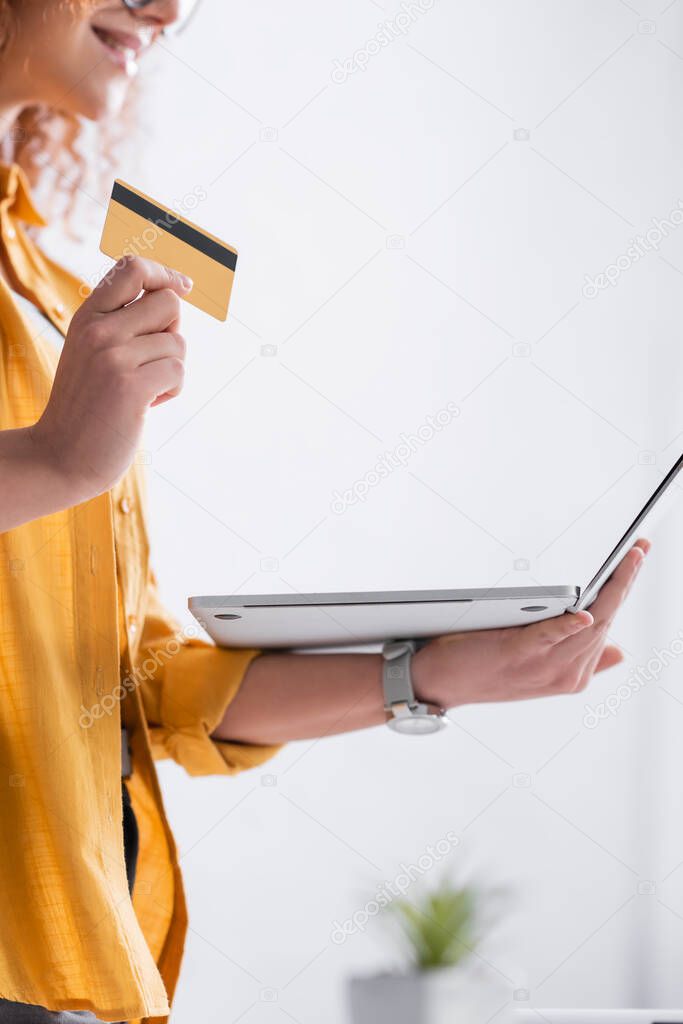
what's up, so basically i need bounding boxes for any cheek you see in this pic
[55,16,126,104]
[53,25,133,120]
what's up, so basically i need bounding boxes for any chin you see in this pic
[74,79,131,122]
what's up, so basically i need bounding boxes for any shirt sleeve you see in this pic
[136,572,282,777]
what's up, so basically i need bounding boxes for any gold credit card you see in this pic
[99,179,238,322]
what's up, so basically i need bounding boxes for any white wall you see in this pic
[54,0,683,1019]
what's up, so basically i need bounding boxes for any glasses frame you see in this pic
[120,0,202,36]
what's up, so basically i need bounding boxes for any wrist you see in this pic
[27,421,95,508]
[412,641,461,711]
[381,641,450,734]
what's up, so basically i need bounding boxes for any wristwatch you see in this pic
[381,640,449,735]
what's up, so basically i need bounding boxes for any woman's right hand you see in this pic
[33,255,192,504]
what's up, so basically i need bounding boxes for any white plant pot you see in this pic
[347,965,500,1024]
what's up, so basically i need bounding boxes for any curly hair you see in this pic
[0,0,136,232]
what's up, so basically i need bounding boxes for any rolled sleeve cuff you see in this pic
[146,641,282,777]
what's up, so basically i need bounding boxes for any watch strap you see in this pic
[382,640,419,713]
[382,638,419,712]
[381,640,449,734]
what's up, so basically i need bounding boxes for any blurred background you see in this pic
[50,0,683,1019]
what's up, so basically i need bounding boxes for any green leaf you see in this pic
[393,884,477,970]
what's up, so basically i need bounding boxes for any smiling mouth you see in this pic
[91,25,152,74]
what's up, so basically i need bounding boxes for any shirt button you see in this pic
[52,302,65,316]
[5,225,16,240]
[119,496,132,515]
[128,615,138,637]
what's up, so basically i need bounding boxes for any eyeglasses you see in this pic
[121,0,202,36]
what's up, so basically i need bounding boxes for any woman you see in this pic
[0,2,647,1021]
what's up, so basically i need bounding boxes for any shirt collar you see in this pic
[0,162,48,227]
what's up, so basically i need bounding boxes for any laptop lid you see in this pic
[575,453,683,612]
[511,1012,683,1024]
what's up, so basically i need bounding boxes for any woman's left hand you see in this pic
[412,539,650,710]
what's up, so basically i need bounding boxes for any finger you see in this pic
[524,609,593,648]
[151,390,178,408]
[135,355,185,406]
[111,288,183,337]
[145,305,183,405]
[130,331,186,368]
[588,545,645,626]
[88,255,192,314]
[595,645,624,673]
[572,642,622,694]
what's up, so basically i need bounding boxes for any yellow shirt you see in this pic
[0,162,279,1022]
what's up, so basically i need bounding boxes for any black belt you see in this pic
[121,726,132,780]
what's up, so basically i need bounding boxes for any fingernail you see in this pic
[179,274,193,291]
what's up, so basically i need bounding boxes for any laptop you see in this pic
[189,453,683,650]
[511,1013,683,1024]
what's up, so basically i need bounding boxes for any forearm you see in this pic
[0,426,78,532]
[211,653,387,745]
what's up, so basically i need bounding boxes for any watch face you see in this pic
[388,713,447,735]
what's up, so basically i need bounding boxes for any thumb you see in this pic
[89,255,192,314]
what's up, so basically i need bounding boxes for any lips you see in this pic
[90,24,154,74]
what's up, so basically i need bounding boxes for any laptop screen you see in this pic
[576,452,683,611]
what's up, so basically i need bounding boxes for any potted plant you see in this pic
[347,881,505,1024]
